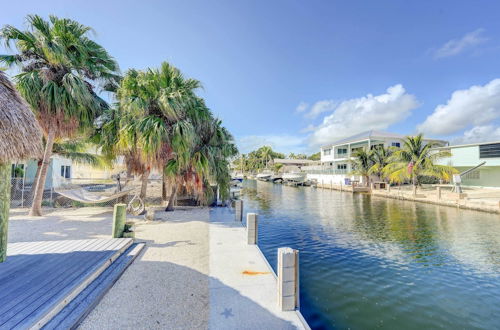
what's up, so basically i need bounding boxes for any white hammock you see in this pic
[53,176,133,204]
[55,188,134,204]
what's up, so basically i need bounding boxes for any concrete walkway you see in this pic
[208,209,306,330]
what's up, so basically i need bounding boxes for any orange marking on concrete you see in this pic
[242,270,270,275]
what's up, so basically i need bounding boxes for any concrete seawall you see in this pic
[315,182,500,214]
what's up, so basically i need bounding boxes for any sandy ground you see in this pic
[80,207,210,330]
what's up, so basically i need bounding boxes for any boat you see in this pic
[256,171,273,181]
[282,172,307,185]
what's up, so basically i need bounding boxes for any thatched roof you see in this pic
[0,71,43,163]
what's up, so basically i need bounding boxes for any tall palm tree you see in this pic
[383,134,456,188]
[368,146,395,182]
[117,62,201,200]
[260,146,273,169]
[0,15,119,215]
[350,149,374,186]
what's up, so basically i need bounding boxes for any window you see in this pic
[337,148,347,155]
[61,165,71,179]
[391,142,401,148]
[323,148,331,156]
[11,164,24,178]
[479,143,500,158]
[337,164,347,170]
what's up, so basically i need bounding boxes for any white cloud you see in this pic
[306,100,337,119]
[309,84,419,146]
[451,125,500,144]
[237,134,309,154]
[417,79,500,136]
[295,102,309,113]
[434,29,487,59]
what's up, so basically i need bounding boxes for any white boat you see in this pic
[256,171,273,181]
[282,172,307,184]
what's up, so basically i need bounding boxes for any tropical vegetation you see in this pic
[383,134,456,186]
[1,15,237,214]
[349,135,456,190]
[0,15,119,216]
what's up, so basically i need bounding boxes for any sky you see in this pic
[1,0,500,154]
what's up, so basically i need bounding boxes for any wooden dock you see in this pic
[0,238,143,329]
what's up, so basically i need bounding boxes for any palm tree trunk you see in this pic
[161,174,168,205]
[165,184,177,211]
[139,169,150,200]
[28,160,42,204]
[0,162,11,262]
[29,129,55,216]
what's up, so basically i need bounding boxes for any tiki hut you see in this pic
[0,71,43,262]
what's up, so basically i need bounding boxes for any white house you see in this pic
[436,141,500,187]
[305,130,448,185]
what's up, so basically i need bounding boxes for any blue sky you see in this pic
[2,0,500,154]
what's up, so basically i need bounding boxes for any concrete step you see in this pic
[42,242,145,330]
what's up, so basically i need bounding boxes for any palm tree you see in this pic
[117,62,201,200]
[0,15,119,216]
[164,106,237,210]
[368,146,394,182]
[260,146,273,169]
[383,134,456,190]
[350,149,374,186]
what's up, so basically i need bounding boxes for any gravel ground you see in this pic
[79,207,210,330]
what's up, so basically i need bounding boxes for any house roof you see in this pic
[322,130,405,148]
[273,158,317,165]
[434,140,500,149]
[322,130,448,149]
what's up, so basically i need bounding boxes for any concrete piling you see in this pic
[246,213,258,245]
[437,186,442,200]
[112,203,126,238]
[277,247,299,311]
[234,200,243,222]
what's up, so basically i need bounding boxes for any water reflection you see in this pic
[240,180,500,329]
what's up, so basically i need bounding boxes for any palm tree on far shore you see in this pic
[0,15,119,216]
[369,146,394,182]
[260,146,273,169]
[350,149,374,186]
[383,134,456,189]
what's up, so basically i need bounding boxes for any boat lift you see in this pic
[452,161,486,193]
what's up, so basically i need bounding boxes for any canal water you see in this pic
[237,180,500,330]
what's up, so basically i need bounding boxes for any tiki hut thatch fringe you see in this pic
[0,71,43,262]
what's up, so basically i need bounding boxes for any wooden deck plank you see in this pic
[0,239,132,329]
[42,243,145,330]
[0,240,103,303]
[0,241,112,324]
[0,240,98,297]
[0,240,70,276]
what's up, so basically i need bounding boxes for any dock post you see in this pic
[386,184,391,193]
[277,247,299,311]
[437,186,442,200]
[112,203,126,238]
[0,163,10,262]
[247,213,258,244]
[234,200,243,222]
[330,180,333,189]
